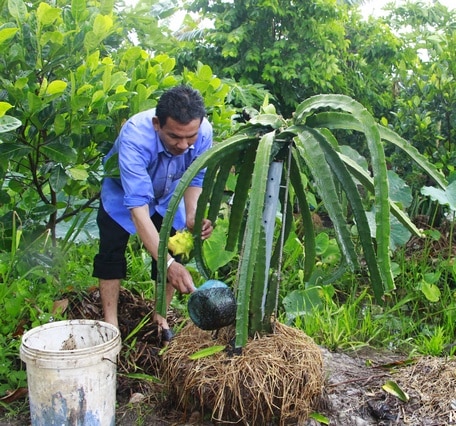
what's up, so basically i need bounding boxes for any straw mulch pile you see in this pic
[161,322,325,425]
[390,356,456,424]
[322,347,456,425]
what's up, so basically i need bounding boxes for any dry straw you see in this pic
[162,322,324,425]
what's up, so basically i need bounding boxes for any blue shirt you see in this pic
[101,109,213,234]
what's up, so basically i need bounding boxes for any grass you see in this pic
[284,239,456,356]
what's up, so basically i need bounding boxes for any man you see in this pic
[93,85,213,343]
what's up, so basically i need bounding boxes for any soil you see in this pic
[1,288,455,426]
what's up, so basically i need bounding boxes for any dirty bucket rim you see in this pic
[20,319,121,357]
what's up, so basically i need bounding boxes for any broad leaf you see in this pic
[0,116,21,133]
[8,0,27,22]
[203,220,236,271]
[421,181,456,211]
[37,3,60,27]
[46,80,68,96]
[49,165,67,193]
[41,142,77,163]
[67,165,89,181]
[0,28,18,44]
[71,0,87,23]
[382,380,409,402]
[420,281,441,302]
[282,288,323,322]
[0,142,31,158]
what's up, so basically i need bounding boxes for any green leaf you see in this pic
[54,114,66,136]
[249,113,285,129]
[0,142,31,158]
[309,412,330,424]
[196,64,213,80]
[0,115,21,133]
[203,220,236,271]
[103,154,120,178]
[49,165,67,192]
[188,345,226,360]
[282,288,323,321]
[8,0,27,22]
[100,0,114,15]
[84,31,99,52]
[93,14,113,38]
[67,165,89,181]
[0,27,18,44]
[387,170,412,208]
[0,102,13,117]
[41,31,64,46]
[382,380,409,402]
[71,0,87,23]
[46,80,68,95]
[420,281,441,302]
[37,3,61,27]
[27,92,44,115]
[41,142,77,163]
[389,214,412,250]
[421,181,456,211]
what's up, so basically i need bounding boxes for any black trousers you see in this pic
[92,202,178,281]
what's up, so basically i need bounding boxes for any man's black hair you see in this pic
[155,85,206,127]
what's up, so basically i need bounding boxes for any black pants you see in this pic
[92,202,178,281]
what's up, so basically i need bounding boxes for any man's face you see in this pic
[153,116,201,156]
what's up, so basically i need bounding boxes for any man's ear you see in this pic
[152,116,160,131]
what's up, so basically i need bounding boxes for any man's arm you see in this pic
[130,204,195,293]
[184,186,213,239]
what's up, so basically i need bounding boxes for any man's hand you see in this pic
[166,261,196,294]
[186,217,214,240]
[200,218,213,240]
[184,187,214,240]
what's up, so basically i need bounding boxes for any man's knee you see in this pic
[93,253,127,280]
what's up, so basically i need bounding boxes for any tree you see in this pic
[386,1,456,180]
[0,0,234,252]
[171,0,405,120]
[177,0,354,116]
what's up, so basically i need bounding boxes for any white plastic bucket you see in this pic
[20,319,121,426]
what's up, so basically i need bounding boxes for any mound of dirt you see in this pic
[162,322,324,425]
